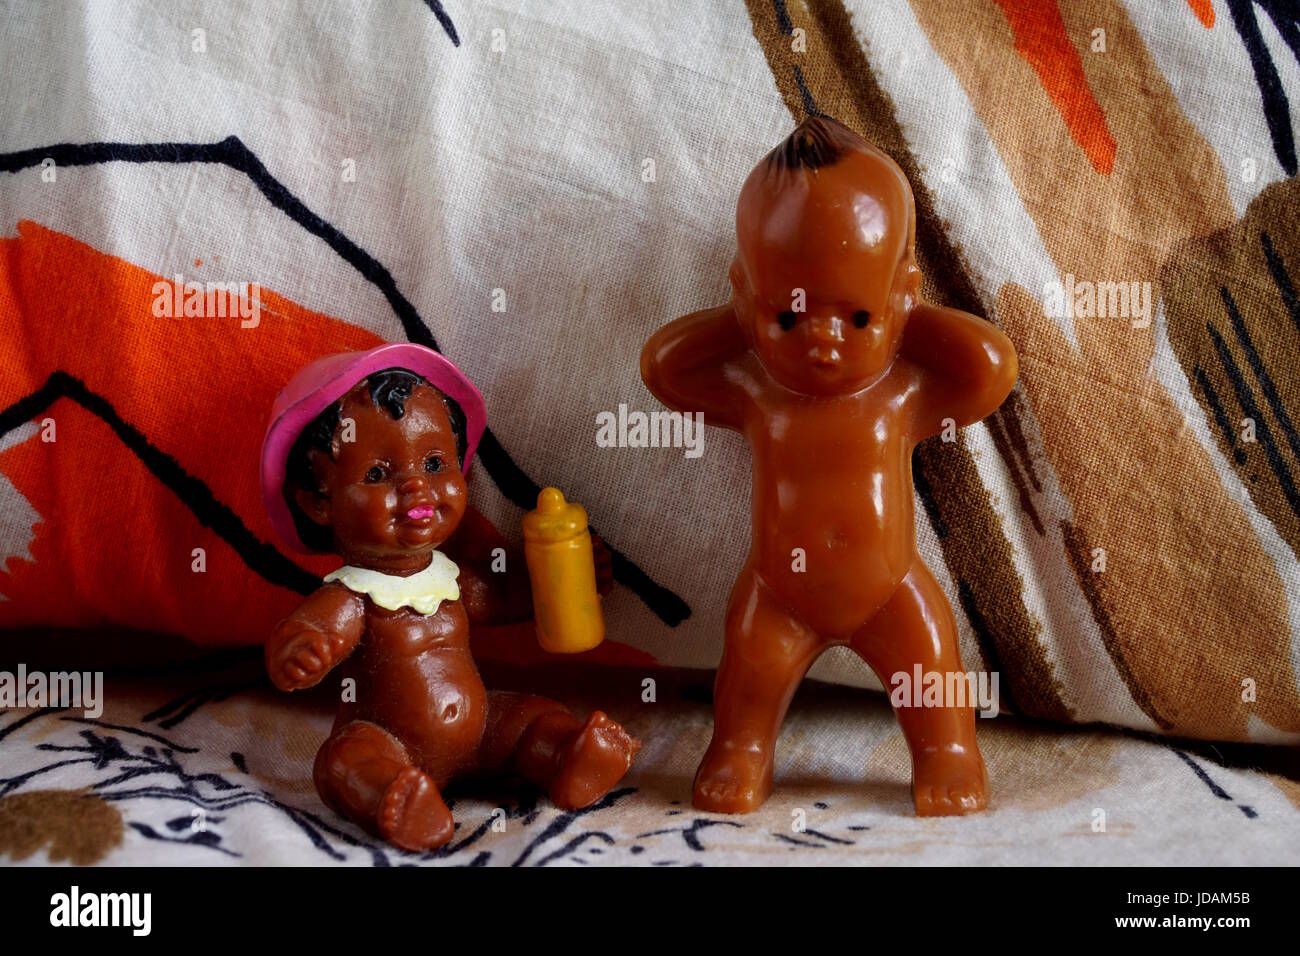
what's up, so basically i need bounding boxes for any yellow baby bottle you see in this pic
[522,487,605,654]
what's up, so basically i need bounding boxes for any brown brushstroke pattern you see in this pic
[742,0,1070,721]
[1060,520,1173,730]
[999,390,1043,494]
[913,0,1300,739]
[0,789,124,864]
[1163,176,1300,558]
[985,412,1045,534]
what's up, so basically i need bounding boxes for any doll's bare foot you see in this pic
[692,742,772,814]
[912,746,988,816]
[378,766,455,850]
[549,712,639,810]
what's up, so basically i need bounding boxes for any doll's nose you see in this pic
[397,473,427,495]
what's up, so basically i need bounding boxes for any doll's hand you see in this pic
[592,533,614,596]
[267,625,342,691]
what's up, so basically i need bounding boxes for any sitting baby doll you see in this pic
[260,343,638,851]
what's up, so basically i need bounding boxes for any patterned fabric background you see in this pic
[1,0,1299,865]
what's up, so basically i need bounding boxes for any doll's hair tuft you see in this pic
[764,113,867,172]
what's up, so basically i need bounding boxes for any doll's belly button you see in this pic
[441,702,458,721]
[826,527,850,549]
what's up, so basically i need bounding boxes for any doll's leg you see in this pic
[693,564,826,814]
[850,560,988,816]
[479,692,639,810]
[313,720,455,850]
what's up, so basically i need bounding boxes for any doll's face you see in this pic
[733,147,917,397]
[297,382,466,573]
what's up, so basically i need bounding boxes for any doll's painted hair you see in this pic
[741,113,917,271]
[284,368,469,552]
[763,114,866,171]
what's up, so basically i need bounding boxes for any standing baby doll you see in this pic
[261,343,638,850]
[641,116,1016,817]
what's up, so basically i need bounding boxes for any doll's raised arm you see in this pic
[899,301,1018,440]
[640,304,749,430]
[266,583,365,692]
[443,504,534,626]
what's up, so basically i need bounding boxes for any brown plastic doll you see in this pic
[641,116,1017,816]
[260,343,638,850]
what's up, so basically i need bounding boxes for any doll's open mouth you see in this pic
[810,348,841,369]
[405,504,435,520]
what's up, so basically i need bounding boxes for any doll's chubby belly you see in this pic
[746,403,916,635]
[337,601,488,781]
[751,472,913,637]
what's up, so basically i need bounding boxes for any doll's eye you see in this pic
[424,456,443,474]
[777,310,797,331]
[852,310,871,329]
[363,464,387,483]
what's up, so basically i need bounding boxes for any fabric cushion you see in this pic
[1,0,1298,745]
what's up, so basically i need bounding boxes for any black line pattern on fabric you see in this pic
[421,0,460,46]
[1193,366,1249,465]
[1220,286,1300,465]
[1172,749,1257,819]
[792,65,823,120]
[1226,0,1300,175]
[0,138,688,625]
[636,816,743,852]
[1207,322,1300,517]
[0,706,67,743]
[1261,232,1300,336]
[0,371,321,597]
[59,717,200,753]
[0,690,882,864]
[0,708,652,866]
[772,0,795,36]
[795,826,853,846]
[142,682,262,730]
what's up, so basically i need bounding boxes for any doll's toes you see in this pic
[949,782,987,813]
[691,745,772,814]
[293,650,323,673]
[913,783,940,816]
[549,712,639,810]
[914,782,986,817]
[378,766,454,851]
[912,753,988,817]
[309,634,332,662]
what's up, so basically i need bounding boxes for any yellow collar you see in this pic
[323,552,460,615]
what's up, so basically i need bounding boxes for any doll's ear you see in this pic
[294,486,332,527]
[728,259,757,342]
[728,258,746,296]
[894,257,921,315]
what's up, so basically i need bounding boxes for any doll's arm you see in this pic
[900,301,1018,439]
[266,583,365,692]
[640,304,748,430]
[453,548,534,626]
[443,505,534,626]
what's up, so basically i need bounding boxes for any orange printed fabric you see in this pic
[0,222,376,644]
[0,222,647,669]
